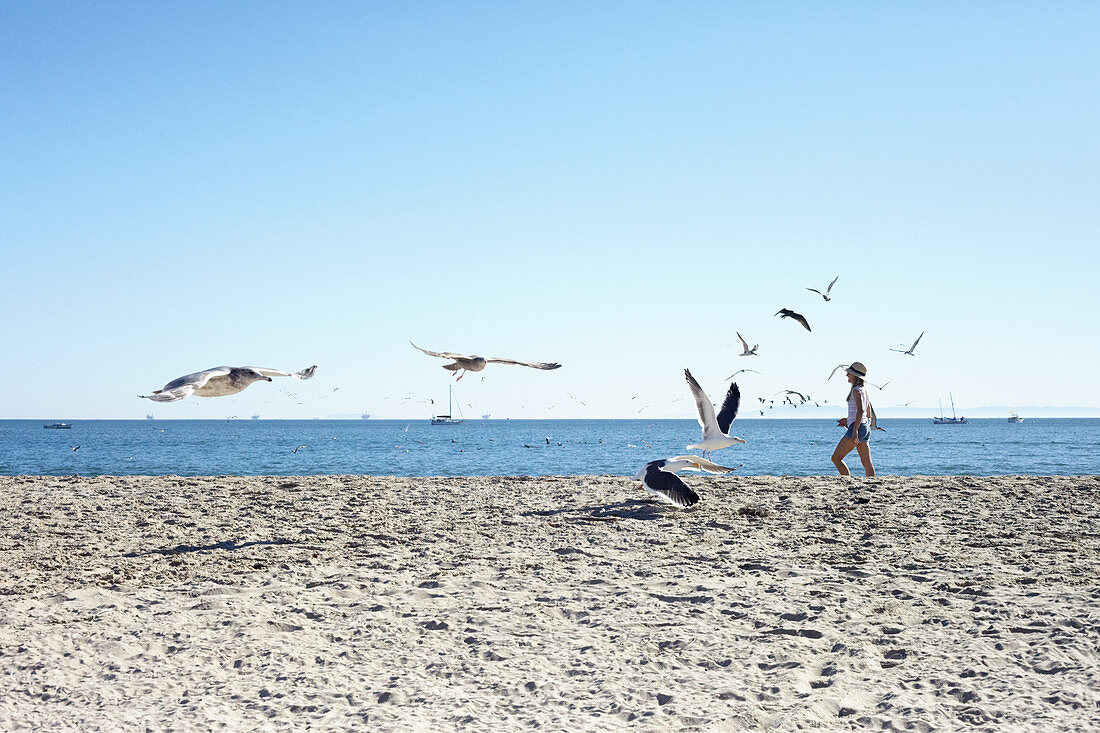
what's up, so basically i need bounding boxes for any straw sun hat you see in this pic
[846,362,868,379]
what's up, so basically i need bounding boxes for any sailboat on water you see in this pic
[431,385,464,425]
[933,393,969,424]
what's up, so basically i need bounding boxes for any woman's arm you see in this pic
[852,389,865,442]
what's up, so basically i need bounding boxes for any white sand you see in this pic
[1,474,1098,731]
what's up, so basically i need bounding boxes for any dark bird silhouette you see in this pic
[775,309,811,332]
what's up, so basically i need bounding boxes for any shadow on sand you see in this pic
[523,499,688,522]
[122,538,297,557]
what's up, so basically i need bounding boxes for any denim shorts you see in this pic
[844,423,870,442]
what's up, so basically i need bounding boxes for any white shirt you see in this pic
[847,385,869,425]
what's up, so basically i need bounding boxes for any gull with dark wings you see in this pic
[684,369,746,460]
[807,275,839,301]
[140,365,317,403]
[775,308,811,332]
[411,341,561,380]
[634,455,740,508]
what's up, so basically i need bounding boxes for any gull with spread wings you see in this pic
[634,455,740,508]
[775,308,812,332]
[890,331,925,356]
[411,341,561,380]
[140,365,317,402]
[736,332,759,356]
[684,369,746,460]
[807,275,839,301]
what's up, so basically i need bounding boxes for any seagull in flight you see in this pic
[736,332,759,356]
[778,389,809,403]
[806,275,839,301]
[725,368,762,380]
[775,308,811,332]
[634,455,740,508]
[140,365,317,402]
[869,380,892,391]
[890,331,925,356]
[291,445,307,453]
[684,369,745,460]
[410,341,561,380]
[828,364,850,381]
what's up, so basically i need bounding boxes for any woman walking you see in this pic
[832,361,876,476]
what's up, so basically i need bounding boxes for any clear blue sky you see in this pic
[2,2,1097,419]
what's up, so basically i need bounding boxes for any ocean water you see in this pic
[1,419,1097,477]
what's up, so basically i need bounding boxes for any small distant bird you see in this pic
[736,332,759,356]
[634,456,739,508]
[725,368,762,380]
[410,341,561,380]
[291,445,307,453]
[806,275,839,301]
[684,369,745,460]
[869,380,892,391]
[71,445,80,451]
[779,389,809,403]
[140,365,317,402]
[890,331,925,356]
[775,309,811,332]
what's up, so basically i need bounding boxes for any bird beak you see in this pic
[266,377,273,382]
[736,438,747,444]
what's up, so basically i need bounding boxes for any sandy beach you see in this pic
[1,474,1098,731]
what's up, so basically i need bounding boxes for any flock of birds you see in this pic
[134,279,926,511]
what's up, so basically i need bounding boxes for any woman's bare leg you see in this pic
[832,437,855,475]
[855,442,875,477]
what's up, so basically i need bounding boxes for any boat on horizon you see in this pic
[361,413,371,420]
[933,394,969,424]
[1008,411,1024,423]
[431,385,464,425]
[251,414,260,420]
[43,422,72,429]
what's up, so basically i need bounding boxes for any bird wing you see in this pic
[249,365,318,380]
[410,341,469,361]
[644,466,700,508]
[805,288,823,296]
[485,358,562,370]
[684,369,720,438]
[910,331,925,352]
[141,367,228,401]
[140,384,198,402]
[737,332,749,351]
[792,311,812,332]
[670,455,739,474]
[715,382,741,434]
[826,275,839,294]
[828,364,849,380]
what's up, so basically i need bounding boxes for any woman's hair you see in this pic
[847,378,865,402]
